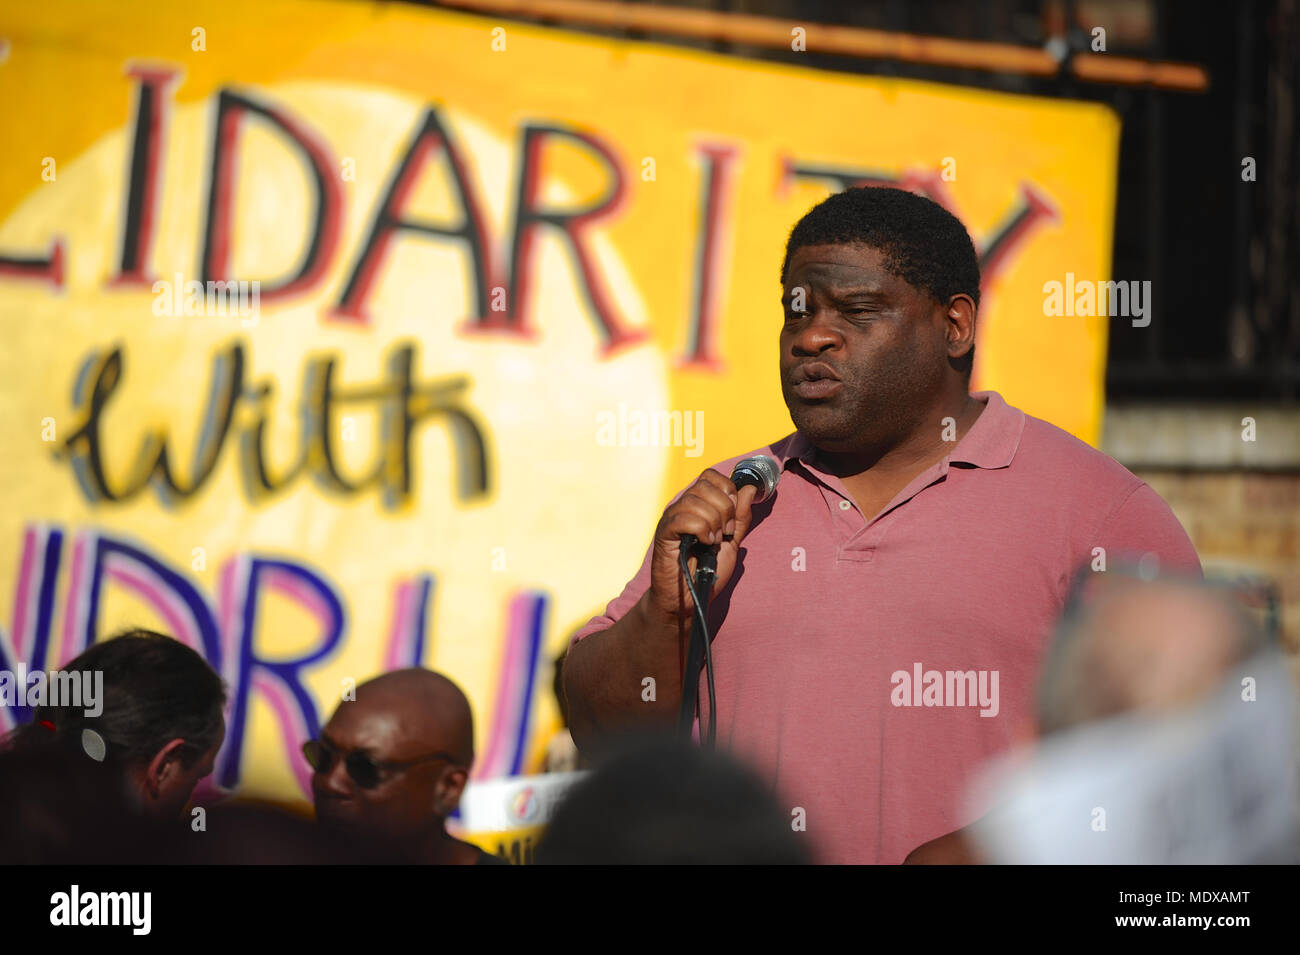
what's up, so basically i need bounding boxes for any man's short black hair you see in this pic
[536,735,809,864]
[781,185,982,309]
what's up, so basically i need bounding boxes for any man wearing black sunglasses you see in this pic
[305,668,504,865]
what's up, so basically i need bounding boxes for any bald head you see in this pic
[311,668,477,847]
[1038,575,1266,736]
[352,669,475,767]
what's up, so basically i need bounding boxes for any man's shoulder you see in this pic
[1014,408,1144,498]
[1003,404,1199,572]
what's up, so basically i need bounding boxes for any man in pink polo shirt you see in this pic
[563,186,1200,864]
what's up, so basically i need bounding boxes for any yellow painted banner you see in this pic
[0,0,1118,806]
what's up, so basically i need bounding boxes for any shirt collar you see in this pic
[770,390,1024,473]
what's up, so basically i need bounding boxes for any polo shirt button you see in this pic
[838,500,852,511]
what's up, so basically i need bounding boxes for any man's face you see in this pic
[780,243,953,453]
[311,698,462,844]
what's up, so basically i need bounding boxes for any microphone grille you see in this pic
[731,455,780,504]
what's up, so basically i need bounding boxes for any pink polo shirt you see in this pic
[572,391,1201,864]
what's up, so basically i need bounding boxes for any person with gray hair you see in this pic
[1035,570,1271,733]
[3,629,226,821]
[906,569,1298,864]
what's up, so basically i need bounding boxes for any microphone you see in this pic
[680,455,780,555]
[730,454,780,505]
[677,456,779,746]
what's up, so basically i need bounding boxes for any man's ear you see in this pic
[433,766,469,817]
[944,293,977,361]
[144,738,189,799]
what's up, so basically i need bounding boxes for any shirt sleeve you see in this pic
[569,540,656,649]
[1095,482,1202,577]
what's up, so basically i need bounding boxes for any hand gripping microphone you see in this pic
[679,455,781,556]
[678,456,780,746]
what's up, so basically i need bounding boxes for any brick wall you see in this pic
[1138,470,1300,654]
[1102,402,1300,663]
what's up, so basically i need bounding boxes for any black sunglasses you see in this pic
[302,738,459,790]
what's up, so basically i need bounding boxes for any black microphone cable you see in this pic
[678,541,718,748]
[675,456,780,751]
